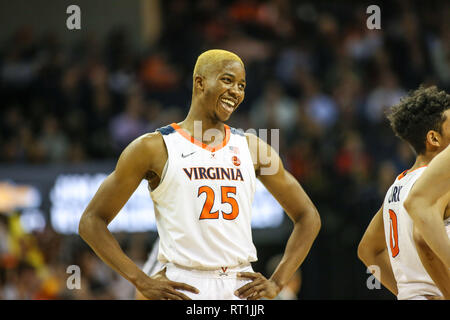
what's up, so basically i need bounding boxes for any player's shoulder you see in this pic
[117,131,167,172]
[126,131,166,156]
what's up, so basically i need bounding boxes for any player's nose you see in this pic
[228,83,242,100]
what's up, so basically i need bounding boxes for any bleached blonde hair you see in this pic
[193,49,244,79]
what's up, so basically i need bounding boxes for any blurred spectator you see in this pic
[365,71,406,124]
[298,72,339,129]
[140,51,180,92]
[250,80,298,130]
[427,20,450,87]
[343,6,384,62]
[39,115,69,163]
[1,26,38,88]
[275,44,314,91]
[334,129,372,183]
[109,86,149,151]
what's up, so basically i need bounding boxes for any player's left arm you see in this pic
[357,207,398,296]
[236,133,321,300]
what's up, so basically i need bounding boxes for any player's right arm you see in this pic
[403,145,450,268]
[78,133,199,300]
[413,226,450,299]
[358,207,398,296]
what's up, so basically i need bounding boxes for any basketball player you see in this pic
[358,86,450,300]
[79,49,321,300]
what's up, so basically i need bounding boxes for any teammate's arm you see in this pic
[403,145,450,268]
[236,134,321,300]
[413,226,450,299]
[358,207,398,296]
[78,133,198,300]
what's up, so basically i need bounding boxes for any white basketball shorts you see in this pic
[162,262,254,300]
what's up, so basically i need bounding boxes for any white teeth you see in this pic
[221,98,235,107]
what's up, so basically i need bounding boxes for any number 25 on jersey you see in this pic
[198,186,239,220]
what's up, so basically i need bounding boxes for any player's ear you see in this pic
[194,75,205,92]
[426,130,441,148]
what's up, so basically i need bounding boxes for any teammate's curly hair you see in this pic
[386,85,450,155]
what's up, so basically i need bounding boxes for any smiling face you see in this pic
[192,50,246,123]
[204,60,246,122]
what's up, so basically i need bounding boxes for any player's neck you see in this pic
[179,109,226,144]
[410,153,433,171]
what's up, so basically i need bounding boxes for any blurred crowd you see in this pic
[1,0,449,299]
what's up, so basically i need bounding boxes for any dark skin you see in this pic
[79,58,321,300]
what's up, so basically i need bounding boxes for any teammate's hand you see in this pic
[235,272,281,300]
[136,267,199,300]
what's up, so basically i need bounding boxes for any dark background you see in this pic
[0,0,449,299]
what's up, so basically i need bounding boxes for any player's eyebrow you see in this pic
[221,73,246,83]
[221,72,235,78]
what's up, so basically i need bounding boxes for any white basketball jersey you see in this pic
[150,123,257,269]
[382,166,444,299]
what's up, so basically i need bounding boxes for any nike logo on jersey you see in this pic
[181,151,196,158]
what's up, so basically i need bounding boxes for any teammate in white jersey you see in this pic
[358,86,450,300]
[79,49,321,300]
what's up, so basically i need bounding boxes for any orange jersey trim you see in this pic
[170,123,231,152]
[397,165,428,180]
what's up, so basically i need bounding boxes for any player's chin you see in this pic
[220,113,232,122]
[218,104,240,122]
[215,109,233,122]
